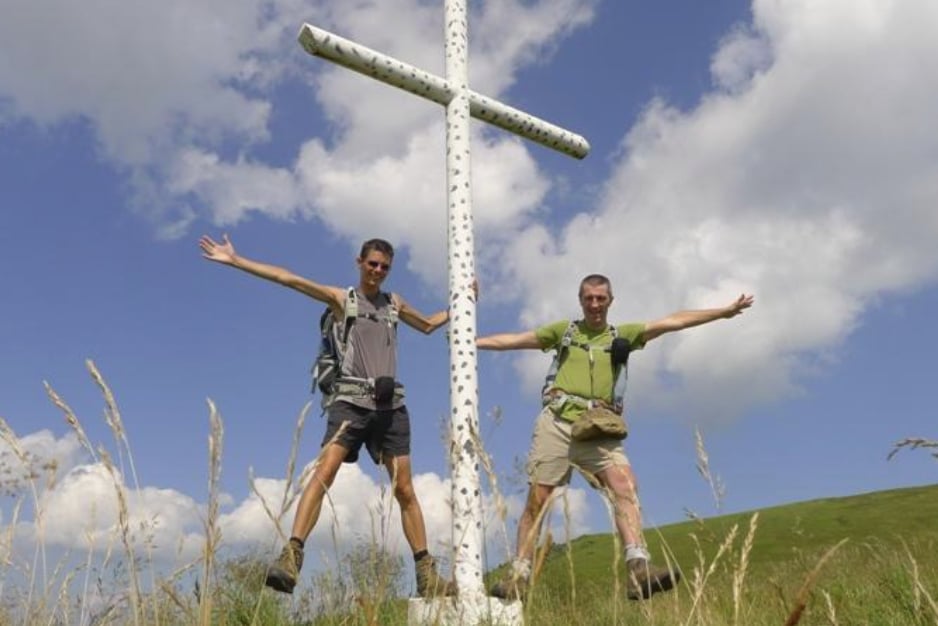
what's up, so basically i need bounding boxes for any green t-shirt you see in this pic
[535,320,646,421]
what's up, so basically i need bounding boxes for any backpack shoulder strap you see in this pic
[541,320,578,396]
[340,286,358,345]
[609,325,631,414]
[562,320,578,347]
[386,292,400,326]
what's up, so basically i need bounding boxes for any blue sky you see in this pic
[2,0,937,582]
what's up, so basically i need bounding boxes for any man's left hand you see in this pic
[724,293,755,318]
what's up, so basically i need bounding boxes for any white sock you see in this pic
[625,544,650,562]
[511,558,532,579]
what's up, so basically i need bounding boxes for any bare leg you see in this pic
[595,463,642,547]
[515,482,556,562]
[267,443,349,594]
[384,454,427,552]
[386,455,456,596]
[490,482,557,599]
[290,443,348,540]
[595,462,678,600]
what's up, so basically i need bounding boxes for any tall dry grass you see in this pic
[1,368,936,625]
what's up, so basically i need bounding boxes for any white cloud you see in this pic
[295,125,550,286]
[0,0,596,260]
[500,0,938,420]
[0,429,86,496]
[3,429,591,573]
[0,0,293,164]
[168,149,304,226]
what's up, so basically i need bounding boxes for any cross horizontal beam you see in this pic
[299,23,590,159]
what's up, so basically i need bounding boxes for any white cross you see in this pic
[299,3,588,623]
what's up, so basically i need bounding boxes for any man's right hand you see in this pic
[200,234,237,265]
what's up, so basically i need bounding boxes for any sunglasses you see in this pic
[366,260,391,271]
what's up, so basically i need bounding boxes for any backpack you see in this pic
[311,288,399,395]
[541,320,632,413]
[311,287,356,395]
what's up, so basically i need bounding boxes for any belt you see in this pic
[331,377,405,397]
[542,389,614,411]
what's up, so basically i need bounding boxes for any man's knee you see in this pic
[525,484,555,515]
[393,479,418,505]
[385,458,418,504]
[600,464,639,499]
[309,446,346,485]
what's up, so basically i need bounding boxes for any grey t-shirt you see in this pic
[336,289,401,410]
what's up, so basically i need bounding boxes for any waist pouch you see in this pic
[373,376,397,409]
[571,406,628,442]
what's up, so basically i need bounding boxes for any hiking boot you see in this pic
[415,555,456,597]
[490,572,528,601]
[266,540,304,594]
[626,558,680,600]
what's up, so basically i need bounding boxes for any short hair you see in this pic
[359,238,395,260]
[578,274,613,298]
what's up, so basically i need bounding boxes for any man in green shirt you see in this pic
[477,274,753,601]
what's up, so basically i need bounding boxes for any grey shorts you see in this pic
[322,401,410,464]
[525,406,630,486]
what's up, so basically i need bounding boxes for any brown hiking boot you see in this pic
[415,555,456,597]
[266,540,304,594]
[626,558,680,600]
[490,572,528,601]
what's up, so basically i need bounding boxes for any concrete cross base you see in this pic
[407,594,524,625]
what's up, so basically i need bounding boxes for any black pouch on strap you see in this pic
[374,376,396,409]
[610,337,631,368]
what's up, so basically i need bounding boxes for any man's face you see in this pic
[357,250,392,289]
[579,283,613,328]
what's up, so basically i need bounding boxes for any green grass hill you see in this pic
[538,482,938,580]
[493,482,938,625]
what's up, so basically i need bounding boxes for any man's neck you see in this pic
[359,283,381,298]
[582,319,608,332]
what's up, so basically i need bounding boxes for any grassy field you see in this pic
[512,483,938,625]
[296,484,938,625]
[2,367,936,625]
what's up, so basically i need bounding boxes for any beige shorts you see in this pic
[525,406,630,486]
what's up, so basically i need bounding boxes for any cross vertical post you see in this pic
[298,2,589,622]
[443,0,483,599]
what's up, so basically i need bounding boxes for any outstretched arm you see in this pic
[396,296,450,335]
[396,279,479,335]
[642,293,754,343]
[199,234,344,311]
[477,330,542,351]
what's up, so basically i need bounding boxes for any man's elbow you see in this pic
[419,318,444,335]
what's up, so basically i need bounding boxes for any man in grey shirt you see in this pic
[200,234,458,597]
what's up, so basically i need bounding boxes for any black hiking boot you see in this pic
[265,539,304,594]
[626,558,680,600]
[490,572,528,601]
[415,555,457,597]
